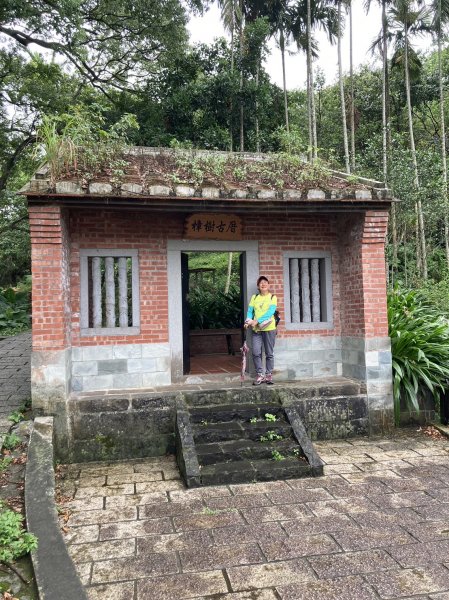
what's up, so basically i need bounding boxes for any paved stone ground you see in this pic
[60,430,449,600]
[0,332,31,432]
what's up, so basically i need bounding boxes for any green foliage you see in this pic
[2,434,21,451]
[0,502,38,562]
[0,278,31,334]
[271,450,285,461]
[189,285,242,330]
[0,458,12,473]
[264,413,277,422]
[260,430,283,442]
[249,417,258,424]
[8,412,24,425]
[36,107,139,186]
[388,286,449,424]
[202,507,218,515]
[416,277,449,317]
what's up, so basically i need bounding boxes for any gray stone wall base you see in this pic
[275,336,342,380]
[342,336,394,434]
[57,393,179,462]
[25,417,87,599]
[31,349,71,411]
[282,390,369,440]
[71,342,171,393]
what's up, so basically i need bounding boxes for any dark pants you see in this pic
[252,330,276,375]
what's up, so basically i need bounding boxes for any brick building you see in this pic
[23,148,394,460]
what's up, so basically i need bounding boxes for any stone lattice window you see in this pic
[283,251,333,330]
[80,249,140,335]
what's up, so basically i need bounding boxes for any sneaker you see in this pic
[265,373,274,385]
[253,374,265,386]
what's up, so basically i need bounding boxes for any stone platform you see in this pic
[62,377,372,463]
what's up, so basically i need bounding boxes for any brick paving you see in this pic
[0,332,31,432]
[61,431,449,600]
[2,334,448,599]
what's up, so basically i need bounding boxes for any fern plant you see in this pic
[388,287,449,424]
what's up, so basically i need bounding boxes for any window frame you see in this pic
[79,248,140,336]
[283,250,333,330]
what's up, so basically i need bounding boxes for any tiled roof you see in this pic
[22,147,393,208]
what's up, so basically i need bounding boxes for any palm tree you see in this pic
[289,0,339,159]
[432,0,449,267]
[217,0,241,151]
[262,0,294,133]
[388,0,431,278]
[348,0,356,170]
[367,0,397,271]
[337,0,350,172]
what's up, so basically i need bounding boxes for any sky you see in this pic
[188,0,432,90]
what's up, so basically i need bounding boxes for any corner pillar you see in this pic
[339,210,394,432]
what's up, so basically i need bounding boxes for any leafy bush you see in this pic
[417,277,449,318]
[0,502,37,562]
[2,434,21,451]
[0,278,31,334]
[388,287,449,424]
[189,285,242,330]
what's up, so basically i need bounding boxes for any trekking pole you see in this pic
[240,324,249,387]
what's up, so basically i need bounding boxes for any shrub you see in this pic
[388,287,449,424]
[0,277,31,335]
[0,502,38,562]
[189,285,242,330]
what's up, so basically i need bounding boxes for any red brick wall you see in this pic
[29,205,388,350]
[29,205,71,351]
[69,210,180,346]
[338,211,389,338]
[245,215,341,338]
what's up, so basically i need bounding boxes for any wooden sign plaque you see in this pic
[184,213,242,240]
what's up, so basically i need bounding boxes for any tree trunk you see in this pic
[255,63,260,152]
[306,0,313,161]
[381,0,388,186]
[311,58,318,157]
[338,1,350,173]
[438,16,449,266]
[404,23,427,278]
[239,0,244,152]
[230,10,235,152]
[382,0,397,271]
[225,252,233,294]
[349,1,355,170]
[280,29,290,134]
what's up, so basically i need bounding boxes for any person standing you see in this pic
[245,276,277,385]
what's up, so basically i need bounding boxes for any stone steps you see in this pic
[195,438,304,465]
[176,400,324,487]
[200,457,313,486]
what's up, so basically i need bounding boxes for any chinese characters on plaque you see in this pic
[184,214,242,240]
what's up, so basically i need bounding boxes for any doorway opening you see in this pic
[181,251,244,375]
